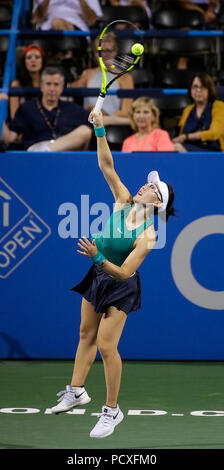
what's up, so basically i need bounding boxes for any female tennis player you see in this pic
[50,110,175,439]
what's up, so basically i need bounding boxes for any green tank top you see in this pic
[91,204,153,267]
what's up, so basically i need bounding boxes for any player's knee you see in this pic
[79,324,97,345]
[97,339,115,359]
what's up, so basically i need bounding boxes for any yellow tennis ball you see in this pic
[131,43,144,56]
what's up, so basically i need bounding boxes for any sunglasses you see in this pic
[101,49,115,53]
[148,182,163,202]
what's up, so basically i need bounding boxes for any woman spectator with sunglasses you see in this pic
[71,33,134,124]
[173,72,224,152]
[10,44,46,119]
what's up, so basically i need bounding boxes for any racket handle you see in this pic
[90,94,105,124]
[94,95,105,115]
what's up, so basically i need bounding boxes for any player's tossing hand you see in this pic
[77,237,98,258]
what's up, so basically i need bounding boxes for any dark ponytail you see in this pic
[165,183,175,221]
[153,183,176,221]
[165,204,176,221]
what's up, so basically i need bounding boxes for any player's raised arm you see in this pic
[89,110,132,204]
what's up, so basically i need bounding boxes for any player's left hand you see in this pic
[77,237,98,258]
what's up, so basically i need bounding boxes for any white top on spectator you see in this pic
[33,0,103,31]
[84,70,121,115]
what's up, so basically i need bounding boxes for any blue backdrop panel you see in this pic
[0,151,224,359]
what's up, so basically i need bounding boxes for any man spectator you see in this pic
[0,67,92,151]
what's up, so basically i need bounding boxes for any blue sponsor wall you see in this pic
[0,151,224,360]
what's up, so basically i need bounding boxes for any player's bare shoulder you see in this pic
[113,197,133,213]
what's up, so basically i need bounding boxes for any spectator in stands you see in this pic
[173,72,224,151]
[10,44,46,119]
[121,97,174,152]
[0,67,92,151]
[71,33,134,124]
[32,0,103,31]
[162,1,218,69]
[171,1,218,25]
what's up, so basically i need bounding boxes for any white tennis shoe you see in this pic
[90,405,124,438]
[50,385,91,414]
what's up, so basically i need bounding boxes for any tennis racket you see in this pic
[92,19,144,117]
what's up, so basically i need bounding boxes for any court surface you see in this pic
[1,360,224,450]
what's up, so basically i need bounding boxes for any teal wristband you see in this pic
[94,126,106,137]
[92,252,105,265]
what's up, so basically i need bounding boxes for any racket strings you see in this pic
[119,54,135,64]
[109,54,135,73]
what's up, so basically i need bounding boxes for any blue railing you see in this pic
[0,28,224,38]
[0,0,223,139]
[0,0,24,132]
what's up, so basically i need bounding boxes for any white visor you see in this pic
[147,170,169,213]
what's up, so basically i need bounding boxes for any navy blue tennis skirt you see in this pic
[70,265,141,315]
